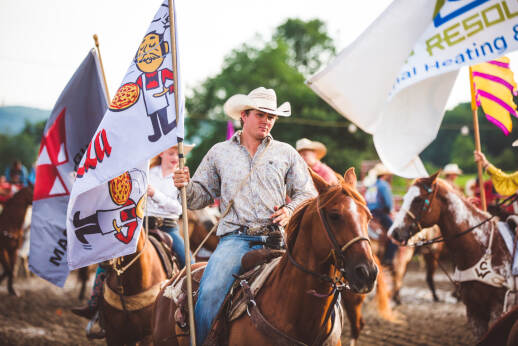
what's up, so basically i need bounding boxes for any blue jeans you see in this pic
[160,225,194,269]
[194,233,267,345]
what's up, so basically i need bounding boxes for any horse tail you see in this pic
[373,255,397,322]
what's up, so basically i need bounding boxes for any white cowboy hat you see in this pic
[223,87,291,120]
[513,139,518,147]
[295,138,327,160]
[443,163,462,175]
[372,163,392,177]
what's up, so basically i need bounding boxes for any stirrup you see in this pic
[86,310,105,339]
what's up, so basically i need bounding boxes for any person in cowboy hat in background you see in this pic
[364,163,398,267]
[173,86,316,344]
[296,138,338,185]
[442,163,463,193]
[474,140,518,197]
[71,144,195,333]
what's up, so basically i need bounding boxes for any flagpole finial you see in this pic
[93,34,99,48]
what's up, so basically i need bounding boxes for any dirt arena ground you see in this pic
[0,260,477,345]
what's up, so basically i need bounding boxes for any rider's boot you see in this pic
[72,266,106,320]
[72,266,107,339]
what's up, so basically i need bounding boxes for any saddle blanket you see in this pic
[497,221,518,275]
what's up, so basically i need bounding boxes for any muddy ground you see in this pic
[0,260,477,345]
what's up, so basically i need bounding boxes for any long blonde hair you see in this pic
[150,155,161,168]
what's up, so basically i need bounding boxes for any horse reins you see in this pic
[404,182,501,247]
[287,195,370,288]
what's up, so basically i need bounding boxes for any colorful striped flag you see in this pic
[471,57,518,136]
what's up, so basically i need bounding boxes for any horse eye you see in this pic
[328,213,340,220]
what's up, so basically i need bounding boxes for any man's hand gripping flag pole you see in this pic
[168,1,196,344]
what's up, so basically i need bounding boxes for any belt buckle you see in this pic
[156,217,164,228]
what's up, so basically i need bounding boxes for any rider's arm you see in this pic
[151,188,182,216]
[285,149,318,213]
[486,164,518,196]
[185,146,221,210]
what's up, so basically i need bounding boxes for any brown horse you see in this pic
[389,173,514,338]
[0,186,33,296]
[101,229,177,345]
[152,168,378,345]
[186,207,392,344]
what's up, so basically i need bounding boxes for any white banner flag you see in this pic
[66,0,184,269]
[308,0,518,177]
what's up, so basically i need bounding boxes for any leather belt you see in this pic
[223,224,283,237]
[145,216,178,229]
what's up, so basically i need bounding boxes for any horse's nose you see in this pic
[355,264,370,283]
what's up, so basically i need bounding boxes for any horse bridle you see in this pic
[402,182,438,234]
[403,182,496,247]
[287,194,371,287]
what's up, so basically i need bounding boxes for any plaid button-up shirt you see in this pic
[185,131,317,236]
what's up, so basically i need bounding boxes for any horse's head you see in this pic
[292,168,377,293]
[388,171,442,245]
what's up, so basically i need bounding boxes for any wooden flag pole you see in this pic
[92,34,111,102]
[168,1,196,344]
[469,67,487,211]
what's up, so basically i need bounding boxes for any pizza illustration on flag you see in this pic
[109,83,140,111]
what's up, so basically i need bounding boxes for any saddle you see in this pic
[163,248,284,345]
[148,228,176,278]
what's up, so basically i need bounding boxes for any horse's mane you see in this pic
[285,180,368,248]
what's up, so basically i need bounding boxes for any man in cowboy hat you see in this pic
[174,86,316,344]
[474,141,518,197]
[296,138,338,185]
[442,163,463,193]
[365,163,398,266]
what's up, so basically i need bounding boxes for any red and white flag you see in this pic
[66,0,185,269]
[29,50,108,286]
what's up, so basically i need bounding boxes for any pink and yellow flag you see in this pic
[471,57,518,136]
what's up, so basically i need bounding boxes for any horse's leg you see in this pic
[392,247,414,305]
[341,292,365,345]
[0,249,9,284]
[6,248,17,296]
[423,251,439,302]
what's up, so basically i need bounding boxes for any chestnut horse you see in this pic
[101,229,177,345]
[389,173,514,338]
[152,168,378,345]
[0,186,33,296]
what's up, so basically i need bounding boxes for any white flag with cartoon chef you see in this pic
[66,0,185,269]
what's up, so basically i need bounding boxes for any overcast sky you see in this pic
[2,0,518,111]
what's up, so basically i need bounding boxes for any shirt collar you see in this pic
[231,130,273,145]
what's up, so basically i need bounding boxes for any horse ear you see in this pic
[423,170,440,185]
[343,167,357,188]
[309,168,329,194]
